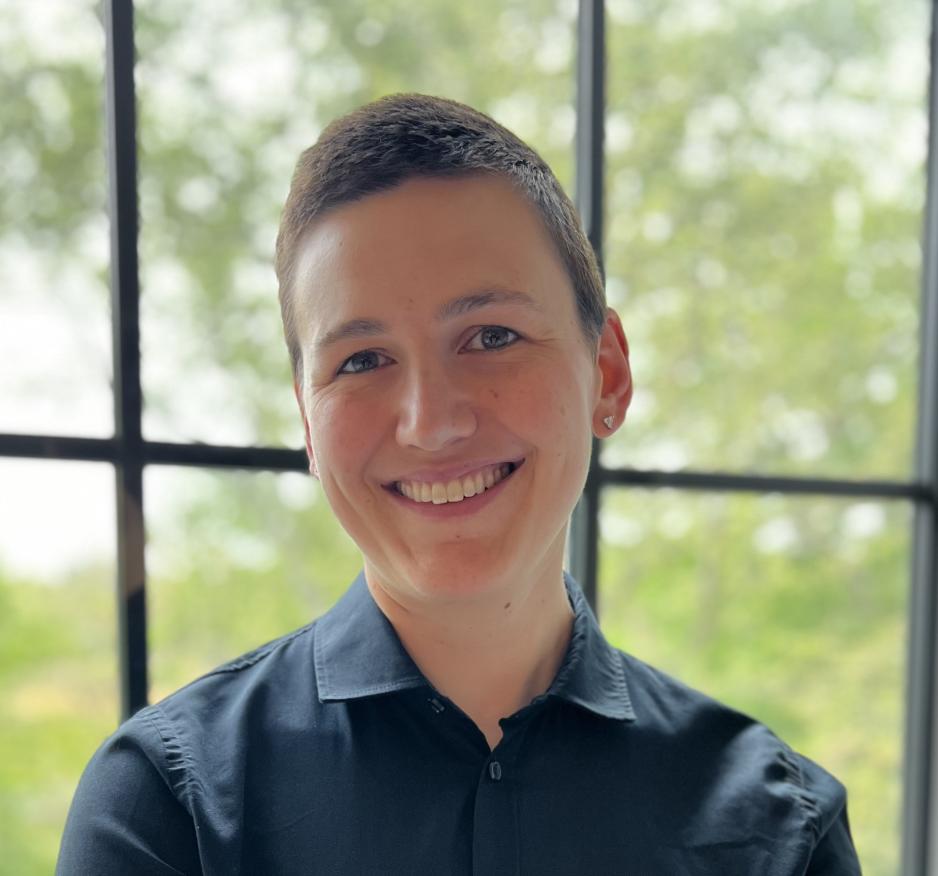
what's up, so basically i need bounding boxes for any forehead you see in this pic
[291,174,572,326]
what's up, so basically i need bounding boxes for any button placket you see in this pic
[472,746,518,874]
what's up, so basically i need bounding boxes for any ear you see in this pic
[592,307,632,437]
[294,380,319,479]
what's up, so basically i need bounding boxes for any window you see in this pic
[2,2,934,873]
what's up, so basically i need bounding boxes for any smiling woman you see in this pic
[56,94,861,875]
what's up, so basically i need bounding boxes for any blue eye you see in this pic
[467,326,520,351]
[337,350,390,375]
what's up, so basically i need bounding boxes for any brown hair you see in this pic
[275,93,606,381]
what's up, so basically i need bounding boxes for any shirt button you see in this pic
[488,761,502,782]
[428,697,446,714]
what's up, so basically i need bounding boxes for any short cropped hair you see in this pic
[275,93,606,381]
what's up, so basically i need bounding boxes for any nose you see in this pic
[395,361,478,451]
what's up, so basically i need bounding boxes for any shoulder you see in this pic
[58,619,328,872]
[616,650,852,859]
[88,619,323,800]
[152,617,323,752]
[154,617,320,717]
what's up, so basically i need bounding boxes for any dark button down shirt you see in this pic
[58,571,861,875]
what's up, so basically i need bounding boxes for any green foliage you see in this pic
[0,565,117,874]
[603,0,924,481]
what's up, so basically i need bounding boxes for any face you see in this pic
[292,174,630,606]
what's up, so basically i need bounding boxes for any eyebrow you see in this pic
[313,288,542,354]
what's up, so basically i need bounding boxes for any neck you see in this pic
[364,555,575,751]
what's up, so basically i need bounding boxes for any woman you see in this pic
[58,93,860,874]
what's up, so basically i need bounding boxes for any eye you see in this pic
[336,350,392,375]
[464,326,520,352]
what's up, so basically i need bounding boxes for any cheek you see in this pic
[308,394,382,476]
[498,368,593,454]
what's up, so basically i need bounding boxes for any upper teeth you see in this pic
[396,463,514,504]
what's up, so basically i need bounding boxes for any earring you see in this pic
[603,415,614,429]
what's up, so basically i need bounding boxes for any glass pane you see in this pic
[145,467,362,700]
[598,488,908,876]
[0,460,117,874]
[136,0,577,445]
[0,2,112,437]
[604,0,927,478]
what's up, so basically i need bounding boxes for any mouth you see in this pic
[385,458,525,505]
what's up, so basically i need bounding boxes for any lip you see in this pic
[384,456,526,488]
[383,459,525,518]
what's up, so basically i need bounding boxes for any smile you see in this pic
[390,460,523,505]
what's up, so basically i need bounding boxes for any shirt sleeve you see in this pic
[798,753,863,876]
[56,708,202,876]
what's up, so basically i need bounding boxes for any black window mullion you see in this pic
[600,467,928,501]
[104,0,147,721]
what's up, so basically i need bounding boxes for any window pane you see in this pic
[0,3,112,437]
[145,467,362,700]
[0,460,117,873]
[135,0,576,445]
[604,0,927,478]
[598,487,908,876]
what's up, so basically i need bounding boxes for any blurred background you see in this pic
[0,0,930,873]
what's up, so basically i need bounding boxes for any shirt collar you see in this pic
[549,571,635,721]
[314,570,635,722]
[314,571,426,701]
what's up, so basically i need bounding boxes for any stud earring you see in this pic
[603,415,614,429]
